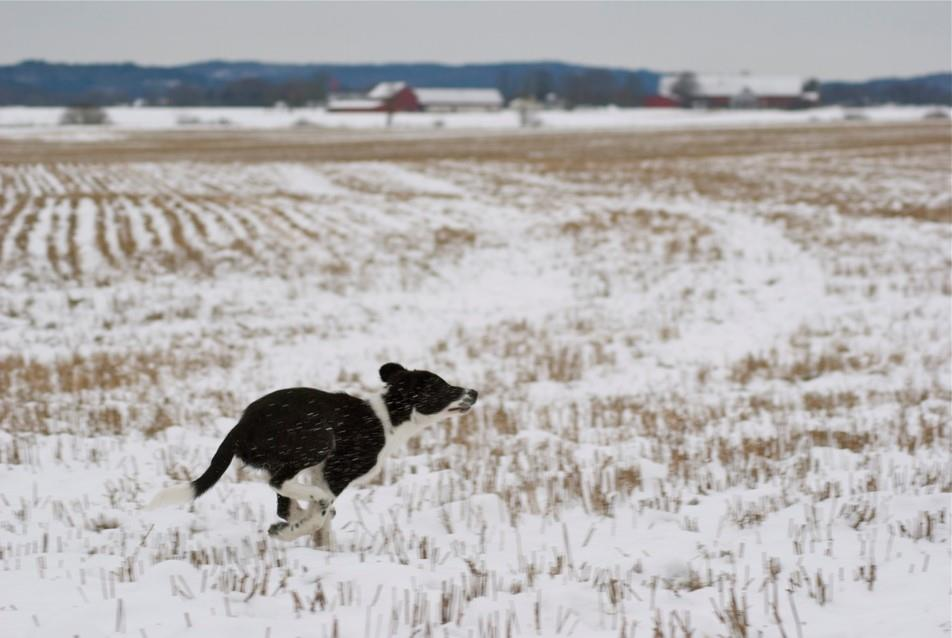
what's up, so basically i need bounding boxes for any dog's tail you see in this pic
[146,426,240,510]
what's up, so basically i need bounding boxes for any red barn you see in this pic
[367,82,421,111]
[327,82,421,112]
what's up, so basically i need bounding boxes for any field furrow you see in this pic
[94,196,120,268]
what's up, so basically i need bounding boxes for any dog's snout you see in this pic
[464,389,478,404]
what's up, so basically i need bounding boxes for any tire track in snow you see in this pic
[428,162,828,390]
[643,198,827,369]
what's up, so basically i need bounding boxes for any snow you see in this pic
[0,104,945,136]
[0,123,948,637]
[367,82,409,100]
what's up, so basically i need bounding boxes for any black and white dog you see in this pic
[147,363,477,543]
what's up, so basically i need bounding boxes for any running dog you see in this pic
[147,363,478,543]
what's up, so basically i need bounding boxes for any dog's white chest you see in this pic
[350,399,431,487]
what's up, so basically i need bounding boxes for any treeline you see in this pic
[0,60,948,107]
[164,75,330,107]
[0,60,658,107]
[495,68,646,106]
[58,70,647,108]
[167,69,648,107]
[819,73,951,106]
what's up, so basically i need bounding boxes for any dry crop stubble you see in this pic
[0,121,948,637]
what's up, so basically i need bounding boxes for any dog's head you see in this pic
[379,362,478,427]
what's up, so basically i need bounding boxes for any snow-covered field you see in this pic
[0,104,948,138]
[0,122,949,637]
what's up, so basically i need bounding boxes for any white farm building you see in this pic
[413,88,504,112]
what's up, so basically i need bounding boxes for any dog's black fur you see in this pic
[147,363,477,541]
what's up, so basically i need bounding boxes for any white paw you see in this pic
[270,512,330,541]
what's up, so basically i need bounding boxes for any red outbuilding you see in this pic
[327,82,421,112]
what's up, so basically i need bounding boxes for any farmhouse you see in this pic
[327,82,504,113]
[652,73,818,109]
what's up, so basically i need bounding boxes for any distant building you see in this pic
[327,82,420,112]
[414,88,504,112]
[367,82,422,111]
[327,83,503,113]
[651,73,818,109]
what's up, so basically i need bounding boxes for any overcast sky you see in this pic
[0,1,949,81]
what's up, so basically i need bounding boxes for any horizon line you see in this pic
[4,58,950,84]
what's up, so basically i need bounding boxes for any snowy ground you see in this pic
[0,122,949,637]
[0,104,947,139]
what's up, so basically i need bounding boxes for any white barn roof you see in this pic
[659,73,805,98]
[414,88,504,108]
[367,82,408,99]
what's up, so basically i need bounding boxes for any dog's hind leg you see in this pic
[269,498,334,541]
[269,469,334,506]
[267,467,333,540]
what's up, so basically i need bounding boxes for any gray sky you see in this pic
[0,1,949,80]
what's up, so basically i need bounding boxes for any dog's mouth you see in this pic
[448,389,478,414]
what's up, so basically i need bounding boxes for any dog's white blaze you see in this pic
[351,395,458,488]
[145,483,194,510]
[366,393,392,431]
[350,394,396,487]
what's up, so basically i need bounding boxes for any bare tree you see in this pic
[670,71,700,108]
[60,105,109,125]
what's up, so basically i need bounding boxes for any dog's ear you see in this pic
[379,362,406,383]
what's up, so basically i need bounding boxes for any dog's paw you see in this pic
[268,522,289,537]
[270,522,304,541]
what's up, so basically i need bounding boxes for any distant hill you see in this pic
[818,72,951,106]
[0,60,948,107]
[0,60,659,107]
